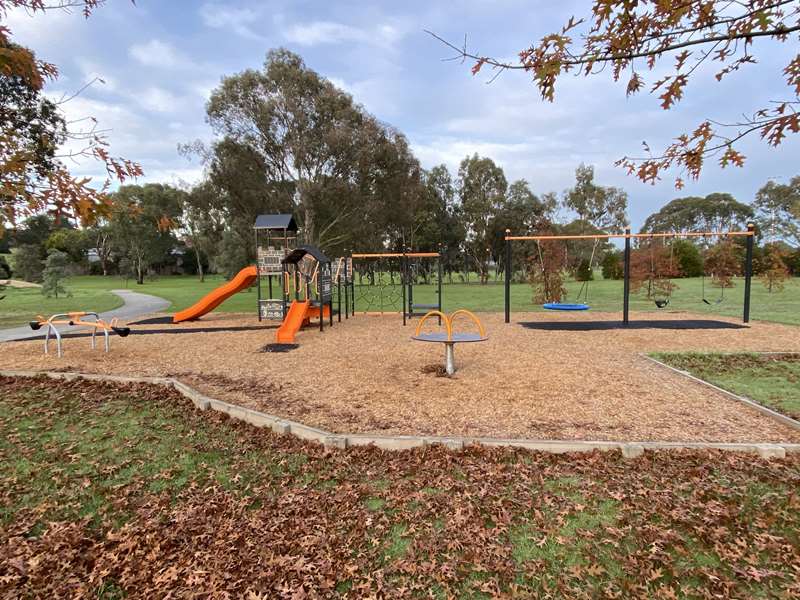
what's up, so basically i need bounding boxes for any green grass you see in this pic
[2,376,800,597]
[0,284,123,329]
[2,272,799,330]
[652,352,800,419]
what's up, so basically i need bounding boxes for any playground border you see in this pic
[2,369,798,460]
[642,353,800,433]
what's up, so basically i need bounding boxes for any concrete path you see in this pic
[0,290,170,343]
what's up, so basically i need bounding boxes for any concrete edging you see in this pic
[2,369,798,460]
[642,353,800,433]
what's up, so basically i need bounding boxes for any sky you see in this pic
[5,0,799,230]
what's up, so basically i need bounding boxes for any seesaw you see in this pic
[29,312,131,358]
[411,309,487,375]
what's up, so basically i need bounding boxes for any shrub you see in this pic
[0,255,11,279]
[575,258,593,281]
[41,249,71,299]
[672,239,703,277]
[13,244,44,282]
[601,251,624,280]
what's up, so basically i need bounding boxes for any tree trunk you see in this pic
[195,248,204,282]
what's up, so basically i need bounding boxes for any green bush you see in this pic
[786,248,800,276]
[0,255,11,279]
[14,244,44,282]
[672,239,703,277]
[41,249,71,299]
[601,251,624,280]
[575,258,594,281]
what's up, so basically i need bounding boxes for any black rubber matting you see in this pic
[519,319,748,331]
[260,343,299,353]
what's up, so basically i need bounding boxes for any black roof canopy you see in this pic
[253,214,298,231]
[282,245,330,265]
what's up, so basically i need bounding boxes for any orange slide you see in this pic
[173,266,258,323]
[275,300,310,343]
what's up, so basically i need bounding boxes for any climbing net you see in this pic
[351,254,404,313]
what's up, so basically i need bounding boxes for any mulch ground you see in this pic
[1,377,799,599]
[3,310,800,443]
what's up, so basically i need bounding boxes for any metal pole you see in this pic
[743,222,754,323]
[437,248,443,325]
[337,275,342,322]
[504,229,511,324]
[255,228,262,322]
[623,226,631,326]
[402,254,407,326]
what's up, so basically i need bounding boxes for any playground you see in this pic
[2,217,800,446]
[3,307,800,443]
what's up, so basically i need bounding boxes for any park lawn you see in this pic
[652,352,800,420]
[0,285,124,329]
[1,376,799,598]
[2,273,799,329]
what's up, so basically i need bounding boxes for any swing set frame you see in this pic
[503,224,756,325]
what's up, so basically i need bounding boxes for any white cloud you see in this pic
[75,59,117,92]
[284,20,406,48]
[129,39,188,69]
[137,87,182,113]
[199,3,264,40]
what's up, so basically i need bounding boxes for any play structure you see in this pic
[412,309,487,375]
[173,266,258,323]
[174,215,352,341]
[351,251,443,325]
[275,245,334,343]
[29,311,131,358]
[503,224,756,325]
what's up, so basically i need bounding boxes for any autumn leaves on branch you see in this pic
[0,0,141,229]
[431,0,800,187]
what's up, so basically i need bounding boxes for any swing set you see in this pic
[503,224,756,325]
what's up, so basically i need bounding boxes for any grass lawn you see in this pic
[0,285,123,329]
[652,352,800,420]
[2,272,799,329]
[2,376,799,597]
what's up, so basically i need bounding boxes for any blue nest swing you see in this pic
[543,302,590,311]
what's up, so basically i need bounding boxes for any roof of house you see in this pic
[253,214,298,231]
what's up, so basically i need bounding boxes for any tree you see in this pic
[641,194,754,234]
[13,243,42,282]
[758,242,790,292]
[753,176,800,246]
[199,49,406,247]
[86,220,113,276]
[457,154,507,284]
[601,250,624,280]
[672,239,704,278]
[0,254,10,279]
[529,230,567,304]
[41,248,70,298]
[182,182,225,282]
[1,1,141,230]
[108,184,183,285]
[433,1,800,186]
[46,227,89,264]
[421,165,464,282]
[704,239,743,288]
[563,164,627,232]
[629,241,682,300]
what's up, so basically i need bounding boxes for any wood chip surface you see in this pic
[3,310,800,443]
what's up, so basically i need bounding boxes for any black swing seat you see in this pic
[702,298,724,306]
[654,299,670,309]
[112,326,131,337]
[412,304,439,310]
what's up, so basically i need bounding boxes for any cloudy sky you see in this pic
[6,0,799,228]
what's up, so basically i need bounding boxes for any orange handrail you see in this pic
[415,311,452,340]
[448,309,486,339]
